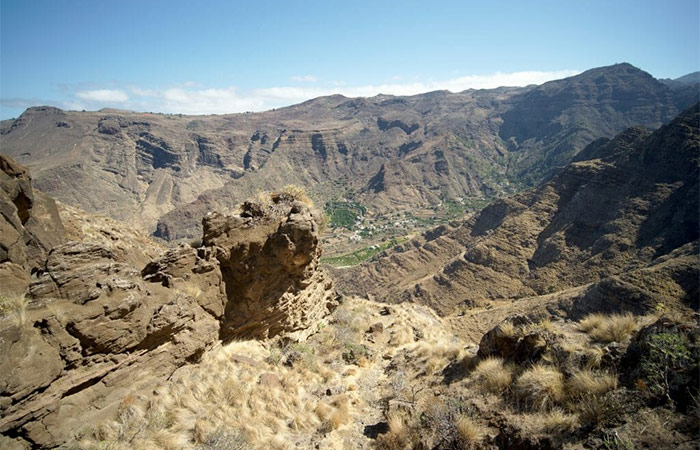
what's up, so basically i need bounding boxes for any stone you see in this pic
[203,194,338,340]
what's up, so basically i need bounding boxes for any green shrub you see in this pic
[638,332,693,403]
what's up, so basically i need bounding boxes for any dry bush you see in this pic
[567,369,618,398]
[0,293,27,324]
[281,184,313,206]
[515,365,565,410]
[253,189,275,207]
[576,393,625,426]
[579,313,638,343]
[199,428,249,450]
[540,409,579,433]
[471,357,514,394]
[454,415,486,446]
[377,412,410,450]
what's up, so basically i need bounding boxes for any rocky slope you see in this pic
[0,64,692,240]
[0,158,337,448]
[335,103,699,318]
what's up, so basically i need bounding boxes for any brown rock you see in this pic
[203,194,338,339]
[0,262,30,296]
[259,372,282,389]
[368,322,384,333]
[0,190,337,447]
[477,315,552,364]
[0,154,65,271]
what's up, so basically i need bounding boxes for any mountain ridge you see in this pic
[334,103,699,317]
[0,63,694,242]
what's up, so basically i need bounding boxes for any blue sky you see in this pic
[1,0,698,119]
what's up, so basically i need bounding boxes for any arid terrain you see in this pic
[0,65,698,449]
[1,63,696,250]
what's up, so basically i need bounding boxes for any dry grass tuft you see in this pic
[471,357,514,394]
[540,409,579,433]
[578,313,606,333]
[454,415,486,445]
[567,369,618,397]
[583,345,605,369]
[377,412,410,450]
[497,321,517,338]
[579,313,638,343]
[281,184,313,206]
[577,393,625,426]
[516,365,565,410]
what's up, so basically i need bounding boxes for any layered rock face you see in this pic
[2,64,694,240]
[0,154,65,294]
[0,162,336,448]
[337,104,699,317]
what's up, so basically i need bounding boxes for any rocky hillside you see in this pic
[335,103,699,318]
[0,156,338,448]
[1,64,692,240]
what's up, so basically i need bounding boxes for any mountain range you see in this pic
[334,103,699,323]
[1,63,697,241]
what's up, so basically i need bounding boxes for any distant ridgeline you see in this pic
[0,63,697,241]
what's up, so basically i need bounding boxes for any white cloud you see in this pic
[66,69,580,115]
[75,89,129,102]
[290,75,318,82]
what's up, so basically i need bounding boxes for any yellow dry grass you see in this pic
[471,357,515,394]
[281,184,313,206]
[567,369,618,397]
[540,409,579,433]
[77,340,349,449]
[454,415,487,445]
[515,364,565,410]
[579,313,638,343]
[377,412,410,450]
[583,345,605,369]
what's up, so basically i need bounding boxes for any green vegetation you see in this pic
[324,201,366,230]
[638,332,693,403]
[322,238,407,267]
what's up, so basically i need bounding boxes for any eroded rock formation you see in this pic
[0,161,337,448]
[203,194,338,339]
[0,154,65,294]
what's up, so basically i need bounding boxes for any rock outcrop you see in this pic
[0,168,337,447]
[0,155,65,294]
[202,194,338,339]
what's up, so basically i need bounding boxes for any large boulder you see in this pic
[203,193,339,339]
